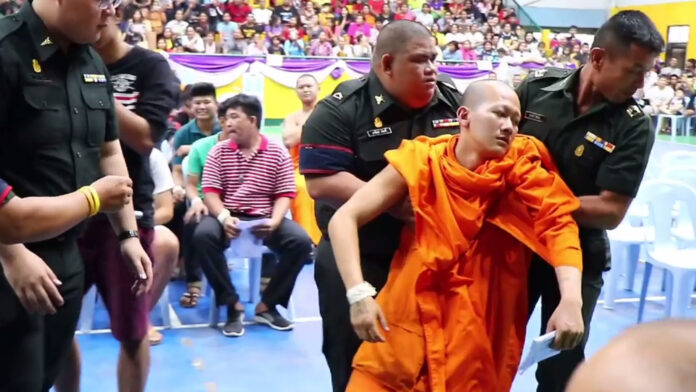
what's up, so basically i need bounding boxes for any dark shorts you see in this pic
[78,218,155,342]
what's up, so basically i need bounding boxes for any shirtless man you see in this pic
[283,74,322,245]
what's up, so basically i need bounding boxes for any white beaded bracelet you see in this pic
[217,209,231,226]
[346,281,377,305]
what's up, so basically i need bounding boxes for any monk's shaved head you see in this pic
[462,80,517,109]
[372,20,433,67]
[567,320,696,392]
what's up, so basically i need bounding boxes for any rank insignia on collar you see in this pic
[32,59,41,73]
[332,92,343,100]
[374,117,383,128]
[584,131,615,153]
[626,105,642,118]
[375,95,385,105]
[533,69,547,78]
[40,37,52,46]
[83,74,107,84]
[366,127,392,138]
[432,118,459,129]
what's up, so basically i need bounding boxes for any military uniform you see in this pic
[0,3,118,391]
[300,72,463,392]
[517,67,654,392]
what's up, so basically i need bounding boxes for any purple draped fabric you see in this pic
[168,54,574,79]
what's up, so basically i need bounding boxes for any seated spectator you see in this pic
[660,57,682,77]
[217,12,238,49]
[309,31,333,56]
[415,3,434,27]
[268,36,285,55]
[181,26,205,53]
[284,30,306,56]
[318,3,335,27]
[394,2,414,20]
[228,0,253,24]
[659,88,686,116]
[644,75,675,116]
[165,9,188,36]
[442,40,463,61]
[273,0,300,24]
[197,94,313,337]
[227,29,249,54]
[376,3,394,25]
[300,1,318,26]
[352,34,372,58]
[445,23,464,44]
[347,14,371,41]
[265,16,284,42]
[332,35,354,57]
[246,33,269,55]
[253,0,273,24]
[460,39,477,60]
[240,13,265,39]
[195,12,212,36]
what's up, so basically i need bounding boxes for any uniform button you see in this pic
[76,151,82,158]
[73,107,79,114]
[98,100,104,107]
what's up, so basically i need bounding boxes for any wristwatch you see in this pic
[118,230,140,242]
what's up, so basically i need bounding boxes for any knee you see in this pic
[288,233,313,259]
[155,226,180,262]
[191,217,218,243]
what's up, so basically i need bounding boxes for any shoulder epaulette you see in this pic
[0,13,23,42]
[325,76,368,104]
[624,100,646,120]
[527,67,573,81]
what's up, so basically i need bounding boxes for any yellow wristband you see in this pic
[79,186,96,217]
[86,186,101,215]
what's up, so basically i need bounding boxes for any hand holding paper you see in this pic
[518,331,561,374]
[227,219,272,259]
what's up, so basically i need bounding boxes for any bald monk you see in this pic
[283,74,322,245]
[328,80,586,392]
[566,320,696,392]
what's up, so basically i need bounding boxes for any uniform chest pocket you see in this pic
[21,84,69,146]
[80,85,112,147]
[355,125,409,162]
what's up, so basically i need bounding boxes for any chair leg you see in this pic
[158,284,171,328]
[249,257,261,306]
[209,290,219,328]
[625,244,640,291]
[79,285,98,333]
[671,117,678,142]
[637,262,653,323]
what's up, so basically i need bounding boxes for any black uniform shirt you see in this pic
[300,72,463,258]
[0,3,118,235]
[517,67,654,270]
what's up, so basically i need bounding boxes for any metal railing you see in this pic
[507,0,544,32]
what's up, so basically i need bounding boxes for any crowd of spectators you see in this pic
[2,0,593,68]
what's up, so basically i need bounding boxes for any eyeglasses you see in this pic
[98,0,122,10]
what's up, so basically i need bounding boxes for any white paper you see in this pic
[266,54,284,67]
[518,331,561,374]
[476,60,493,71]
[227,218,271,258]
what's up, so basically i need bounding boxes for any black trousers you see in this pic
[314,238,392,392]
[527,236,607,392]
[0,240,84,392]
[193,215,312,309]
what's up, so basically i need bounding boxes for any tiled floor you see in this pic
[60,139,696,392]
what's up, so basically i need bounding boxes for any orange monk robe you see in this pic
[347,134,583,392]
[288,145,322,244]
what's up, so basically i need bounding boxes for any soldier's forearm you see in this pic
[306,172,366,209]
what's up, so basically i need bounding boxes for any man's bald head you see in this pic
[371,20,433,67]
[567,320,696,392]
[461,80,519,110]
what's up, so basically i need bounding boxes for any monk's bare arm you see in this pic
[328,165,408,290]
[282,112,302,148]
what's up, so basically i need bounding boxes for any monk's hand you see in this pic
[547,298,584,351]
[387,196,414,227]
[350,297,389,343]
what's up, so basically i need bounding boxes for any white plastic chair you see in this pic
[656,115,690,142]
[79,284,171,333]
[603,221,653,309]
[636,179,696,322]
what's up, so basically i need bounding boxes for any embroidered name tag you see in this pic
[83,74,107,84]
[432,118,459,129]
[366,127,393,138]
[524,111,545,123]
[584,131,615,153]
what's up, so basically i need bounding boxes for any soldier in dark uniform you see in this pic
[299,20,463,392]
[0,1,152,390]
[516,11,664,392]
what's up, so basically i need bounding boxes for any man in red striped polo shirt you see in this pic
[198,94,313,337]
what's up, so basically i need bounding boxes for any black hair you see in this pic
[223,94,263,128]
[189,82,217,100]
[296,74,318,86]
[591,10,664,55]
[372,20,433,67]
